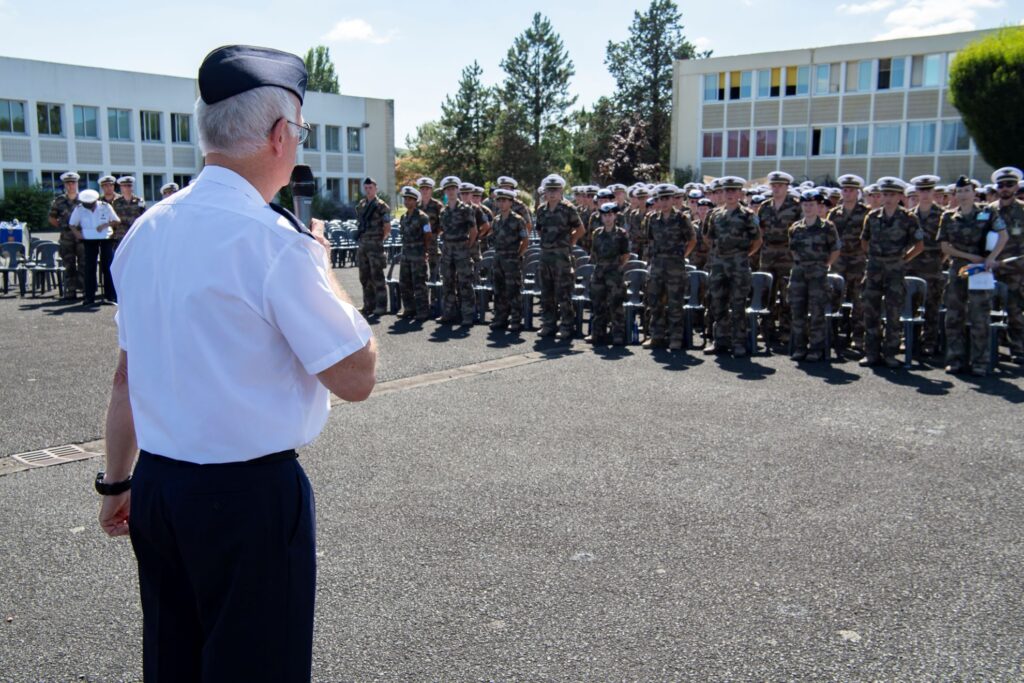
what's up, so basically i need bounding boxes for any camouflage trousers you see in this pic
[945,269,992,368]
[356,240,387,311]
[862,256,905,359]
[759,246,793,337]
[440,242,475,322]
[646,255,689,343]
[789,263,829,352]
[831,252,867,342]
[427,246,440,283]
[59,236,85,294]
[399,255,430,318]
[630,237,648,262]
[590,264,626,340]
[709,254,752,349]
[539,249,574,332]
[906,251,946,348]
[491,254,522,326]
[997,259,1024,355]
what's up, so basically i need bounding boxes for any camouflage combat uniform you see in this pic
[707,205,761,353]
[788,217,840,354]
[646,209,696,346]
[535,200,583,335]
[354,195,391,313]
[471,203,493,262]
[991,199,1024,360]
[589,224,630,343]
[399,207,432,320]
[906,203,946,352]
[860,207,924,361]
[827,201,870,344]
[420,196,444,284]
[111,194,146,248]
[758,196,802,340]
[625,206,649,261]
[49,193,83,296]
[439,198,477,324]
[489,211,528,329]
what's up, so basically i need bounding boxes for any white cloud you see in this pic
[322,18,397,45]
[847,0,1007,41]
[694,36,713,52]
[838,0,897,15]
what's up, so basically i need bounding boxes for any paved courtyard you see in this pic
[1,268,1022,681]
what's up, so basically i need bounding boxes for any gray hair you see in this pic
[195,86,298,158]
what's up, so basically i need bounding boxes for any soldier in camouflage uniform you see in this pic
[49,171,83,299]
[905,175,946,356]
[488,189,529,332]
[858,177,925,368]
[461,183,491,262]
[582,189,613,253]
[625,186,651,260]
[757,171,801,344]
[705,176,763,357]
[787,191,841,362]
[354,177,391,316]
[939,176,1008,375]
[495,176,534,236]
[644,184,697,350]
[535,174,585,340]
[111,176,146,246]
[989,167,1024,365]
[828,174,871,350]
[588,202,631,346]
[99,175,120,204]
[397,186,432,321]
[437,176,478,325]
[417,177,445,287]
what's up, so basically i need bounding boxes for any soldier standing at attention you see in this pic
[757,171,801,345]
[859,177,924,368]
[787,190,841,362]
[588,202,631,346]
[99,175,120,204]
[906,175,946,357]
[828,174,871,352]
[705,176,763,357]
[644,184,697,351]
[625,185,651,260]
[437,176,478,325]
[471,185,494,254]
[111,176,146,252]
[496,176,533,236]
[535,174,585,340]
[354,177,391,316]
[160,182,180,198]
[989,167,1024,365]
[49,171,83,300]
[939,176,1008,375]
[417,177,444,284]
[488,188,529,333]
[397,186,432,322]
[864,184,882,211]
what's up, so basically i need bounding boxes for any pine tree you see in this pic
[437,61,495,183]
[303,46,340,94]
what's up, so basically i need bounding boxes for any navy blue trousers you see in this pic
[129,451,316,682]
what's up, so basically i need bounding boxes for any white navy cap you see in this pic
[400,185,421,200]
[838,174,865,189]
[767,170,794,185]
[60,171,80,182]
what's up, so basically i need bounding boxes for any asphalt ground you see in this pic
[1,266,1023,681]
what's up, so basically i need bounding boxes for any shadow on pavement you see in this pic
[592,344,634,361]
[428,324,473,343]
[713,355,777,380]
[649,347,703,371]
[794,359,861,385]
[387,317,431,335]
[485,329,530,350]
[532,336,580,359]
[959,370,1024,404]
[870,365,954,396]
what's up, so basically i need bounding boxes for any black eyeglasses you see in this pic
[271,118,311,145]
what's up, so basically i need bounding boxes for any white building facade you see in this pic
[0,56,395,205]
[670,30,998,185]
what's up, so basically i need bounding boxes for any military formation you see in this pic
[381,166,1024,378]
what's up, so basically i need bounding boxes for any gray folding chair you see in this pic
[745,271,774,355]
[901,276,927,367]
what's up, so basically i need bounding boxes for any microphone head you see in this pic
[290,164,315,197]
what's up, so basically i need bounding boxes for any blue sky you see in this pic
[2,0,1021,145]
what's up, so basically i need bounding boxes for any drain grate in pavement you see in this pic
[10,444,98,468]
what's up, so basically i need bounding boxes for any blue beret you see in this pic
[198,45,308,105]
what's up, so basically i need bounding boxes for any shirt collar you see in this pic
[195,165,269,209]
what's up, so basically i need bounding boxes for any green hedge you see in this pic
[0,185,54,233]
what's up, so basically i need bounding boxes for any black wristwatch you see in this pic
[95,472,132,496]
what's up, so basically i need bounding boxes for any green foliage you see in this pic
[673,166,698,187]
[598,115,664,185]
[0,185,54,232]
[948,27,1024,168]
[567,97,620,184]
[304,46,340,94]
[438,61,496,181]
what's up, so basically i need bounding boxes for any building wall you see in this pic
[0,56,395,210]
[671,30,996,184]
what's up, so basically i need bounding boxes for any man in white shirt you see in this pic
[69,188,117,305]
[98,45,377,682]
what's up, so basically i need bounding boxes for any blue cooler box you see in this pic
[0,225,24,243]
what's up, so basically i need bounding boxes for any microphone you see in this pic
[290,165,315,229]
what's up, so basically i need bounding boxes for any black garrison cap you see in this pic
[198,45,308,105]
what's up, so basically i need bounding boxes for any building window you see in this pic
[906,122,936,154]
[303,124,319,151]
[703,74,719,102]
[347,127,363,153]
[40,170,63,193]
[140,111,161,142]
[0,100,27,134]
[702,132,723,158]
[142,174,164,202]
[347,178,362,202]
[945,52,957,85]
[757,68,781,98]
[108,108,131,141]
[781,129,808,157]
[754,129,778,157]
[941,120,970,152]
[728,71,752,100]
[73,106,99,138]
[726,130,749,158]
[846,61,872,92]
[911,54,942,88]
[37,103,63,136]
[325,125,341,152]
[811,127,837,156]
[813,64,831,95]
[171,114,191,143]
[878,57,906,90]
[173,174,192,188]
[842,125,870,155]
[873,124,901,155]
[77,172,101,191]
[785,66,809,96]
[3,170,31,190]
[326,177,341,201]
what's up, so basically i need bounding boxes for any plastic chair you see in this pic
[0,243,27,296]
[385,255,402,313]
[824,274,846,361]
[473,256,494,323]
[29,242,64,297]
[572,263,595,336]
[989,281,1010,374]
[683,270,708,349]
[520,259,541,330]
[574,255,591,268]
[623,268,649,345]
[745,271,774,355]
[622,259,647,274]
[901,276,927,368]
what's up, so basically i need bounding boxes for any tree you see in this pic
[597,115,663,185]
[436,61,495,182]
[498,13,577,188]
[567,97,622,184]
[0,185,53,232]
[948,27,1024,168]
[605,0,710,168]
[303,46,340,94]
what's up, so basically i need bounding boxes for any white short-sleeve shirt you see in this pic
[69,202,118,240]
[111,165,373,464]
